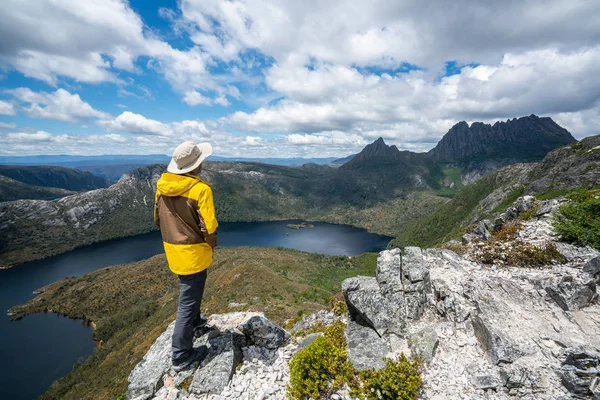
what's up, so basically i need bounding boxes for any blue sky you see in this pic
[0,0,599,157]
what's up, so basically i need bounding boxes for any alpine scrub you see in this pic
[287,320,423,400]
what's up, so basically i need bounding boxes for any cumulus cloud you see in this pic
[0,100,16,116]
[8,88,110,122]
[99,112,172,136]
[183,91,212,106]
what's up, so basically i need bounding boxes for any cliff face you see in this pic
[430,115,576,162]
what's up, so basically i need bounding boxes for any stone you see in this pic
[297,333,323,351]
[242,316,290,350]
[408,327,439,363]
[471,374,500,390]
[342,276,403,336]
[584,256,600,277]
[376,248,402,295]
[345,320,390,370]
[472,220,493,241]
[402,247,430,320]
[545,275,597,311]
[291,309,339,333]
[207,312,265,333]
[536,199,560,216]
[189,332,244,395]
[472,314,521,365]
[128,321,175,400]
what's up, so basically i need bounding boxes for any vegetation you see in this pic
[288,321,423,400]
[553,188,600,250]
[0,165,111,191]
[472,221,565,267]
[10,247,378,400]
[0,174,75,202]
[389,172,499,248]
[288,321,354,399]
[352,355,424,400]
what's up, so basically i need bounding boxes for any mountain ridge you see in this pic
[429,114,576,162]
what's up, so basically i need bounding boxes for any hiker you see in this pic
[154,141,218,372]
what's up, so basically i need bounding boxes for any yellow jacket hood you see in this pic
[156,173,204,197]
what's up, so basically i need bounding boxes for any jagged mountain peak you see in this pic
[430,115,576,162]
[341,137,403,168]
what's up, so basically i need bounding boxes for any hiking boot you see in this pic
[172,345,208,372]
[193,317,211,339]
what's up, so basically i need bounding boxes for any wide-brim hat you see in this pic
[167,141,213,174]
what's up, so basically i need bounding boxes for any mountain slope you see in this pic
[392,134,600,248]
[0,165,111,191]
[430,114,576,162]
[0,175,75,202]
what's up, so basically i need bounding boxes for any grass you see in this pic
[10,247,378,400]
[389,172,499,248]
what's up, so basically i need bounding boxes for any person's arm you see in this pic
[198,185,218,248]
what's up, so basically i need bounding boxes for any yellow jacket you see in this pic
[154,172,218,275]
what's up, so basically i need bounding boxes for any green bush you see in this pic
[353,355,424,400]
[287,321,354,399]
[553,190,600,250]
[288,320,423,400]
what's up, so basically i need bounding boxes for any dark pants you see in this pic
[172,269,207,363]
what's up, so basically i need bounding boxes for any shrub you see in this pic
[352,355,424,400]
[287,320,354,400]
[288,321,423,400]
[553,190,600,250]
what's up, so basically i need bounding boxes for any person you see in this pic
[154,141,218,372]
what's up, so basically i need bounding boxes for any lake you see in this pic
[0,220,390,400]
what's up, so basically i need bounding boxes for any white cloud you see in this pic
[8,88,110,122]
[7,131,55,142]
[99,111,171,136]
[0,100,16,116]
[0,122,16,129]
[183,91,212,106]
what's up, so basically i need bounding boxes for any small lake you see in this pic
[0,220,390,400]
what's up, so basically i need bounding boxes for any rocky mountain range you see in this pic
[0,116,591,268]
[430,115,576,162]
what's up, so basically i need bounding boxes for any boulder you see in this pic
[345,320,390,370]
[545,275,597,311]
[189,332,244,395]
[505,195,536,220]
[242,315,290,349]
[472,220,493,241]
[128,322,175,400]
[342,276,403,336]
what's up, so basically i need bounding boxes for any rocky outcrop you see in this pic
[339,200,600,399]
[127,312,293,400]
[430,115,576,163]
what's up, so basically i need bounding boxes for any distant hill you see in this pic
[0,175,75,202]
[0,165,111,192]
[429,114,576,162]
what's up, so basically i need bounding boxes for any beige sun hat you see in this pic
[167,141,213,174]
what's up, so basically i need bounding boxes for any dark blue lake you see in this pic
[0,220,390,400]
